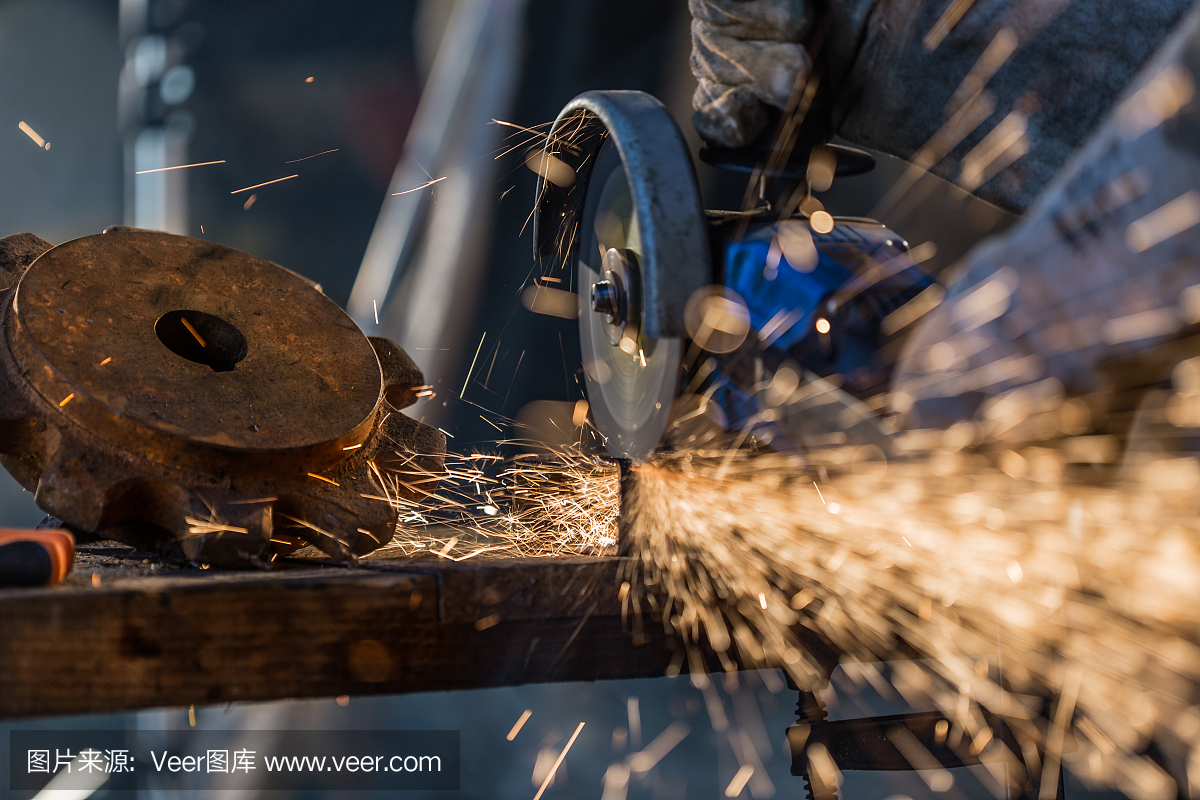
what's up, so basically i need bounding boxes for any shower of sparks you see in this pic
[135,160,226,174]
[185,516,249,536]
[368,443,620,561]
[17,121,48,149]
[612,406,1200,800]
[230,174,298,194]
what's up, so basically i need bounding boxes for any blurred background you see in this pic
[0,1,1054,798]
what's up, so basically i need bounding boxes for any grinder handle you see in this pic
[0,529,75,587]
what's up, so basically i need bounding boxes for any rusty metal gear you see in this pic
[0,228,445,568]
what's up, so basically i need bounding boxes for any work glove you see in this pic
[690,0,815,148]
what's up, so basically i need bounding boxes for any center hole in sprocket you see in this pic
[154,309,248,372]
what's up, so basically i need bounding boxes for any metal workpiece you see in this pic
[0,228,445,568]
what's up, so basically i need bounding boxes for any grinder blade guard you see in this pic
[533,90,939,462]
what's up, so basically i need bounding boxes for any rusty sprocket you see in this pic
[0,228,445,567]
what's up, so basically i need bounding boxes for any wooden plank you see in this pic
[0,543,675,719]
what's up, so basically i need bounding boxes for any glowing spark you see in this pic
[628,723,689,774]
[813,481,825,504]
[135,160,226,174]
[342,443,363,451]
[461,332,487,397]
[373,299,379,325]
[525,150,576,187]
[538,276,561,283]
[17,121,47,149]
[285,148,338,163]
[481,415,504,432]
[474,614,499,630]
[91,572,100,587]
[1126,190,1200,252]
[391,176,447,195]
[507,709,533,741]
[945,27,1019,115]
[810,210,834,234]
[882,284,945,335]
[923,0,977,51]
[873,90,997,218]
[305,76,315,83]
[758,592,767,610]
[307,472,340,486]
[958,109,1030,191]
[243,194,257,210]
[572,400,589,427]
[180,316,206,347]
[1101,307,1180,344]
[98,357,111,366]
[58,393,74,407]
[814,317,831,334]
[521,285,579,319]
[531,722,584,800]
[336,695,349,706]
[725,764,754,797]
[230,174,299,194]
[186,516,249,535]
[1118,64,1195,140]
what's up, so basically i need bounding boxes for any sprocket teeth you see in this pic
[0,230,447,568]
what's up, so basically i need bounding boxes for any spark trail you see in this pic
[618,440,1200,800]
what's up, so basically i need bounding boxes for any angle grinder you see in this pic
[533,90,938,462]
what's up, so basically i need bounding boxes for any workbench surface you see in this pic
[0,542,678,719]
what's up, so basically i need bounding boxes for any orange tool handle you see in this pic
[0,529,75,586]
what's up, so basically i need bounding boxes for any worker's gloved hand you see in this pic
[690,0,815,148]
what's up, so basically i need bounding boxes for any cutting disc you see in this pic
[534,91,711,462]
[578,139,681,460]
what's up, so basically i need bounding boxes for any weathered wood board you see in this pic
[0,542,680,719]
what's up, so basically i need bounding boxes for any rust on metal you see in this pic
[0,228,445,567]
